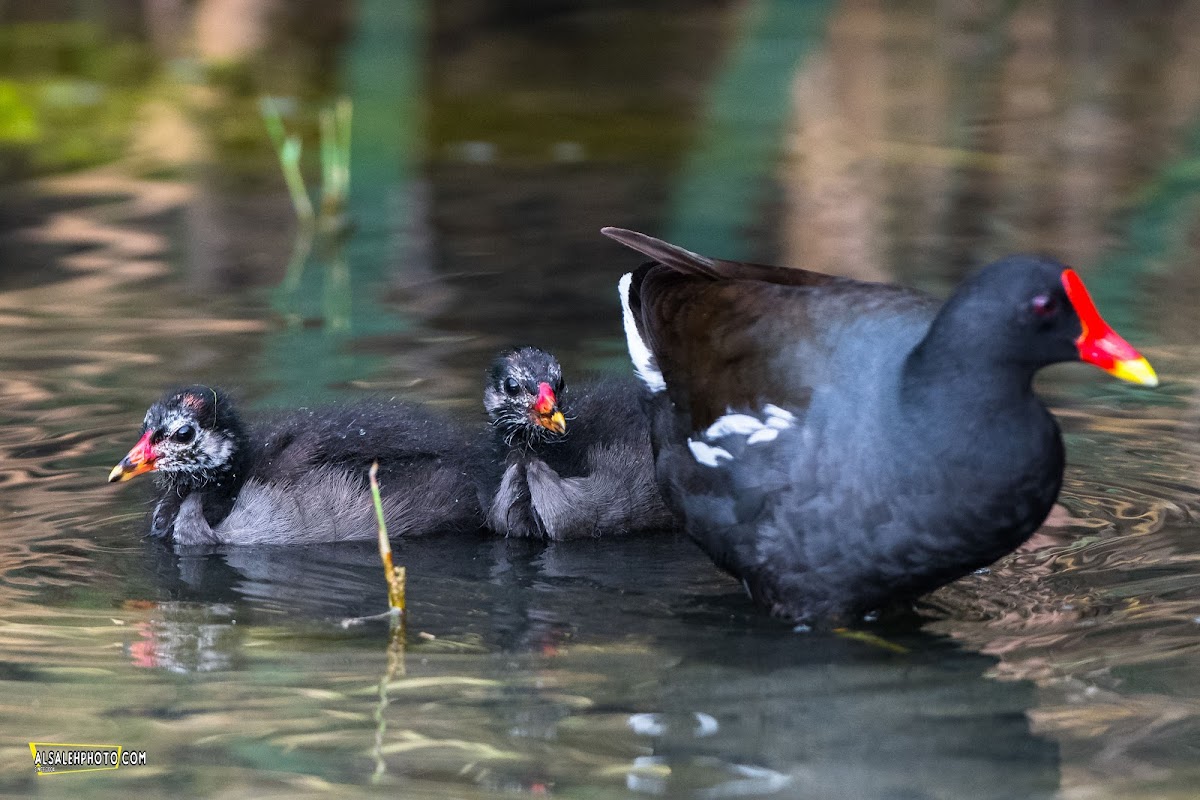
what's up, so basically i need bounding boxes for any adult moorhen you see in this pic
[109,385,487,544]
[605,227,1158,624]
[483,346,677,539]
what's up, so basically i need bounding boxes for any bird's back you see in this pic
[249,398,481,482]
[175,398,489,545]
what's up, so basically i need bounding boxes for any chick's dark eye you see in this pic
[171,424,196,444]
[1030,294,1059,318]
[503,378,521,397]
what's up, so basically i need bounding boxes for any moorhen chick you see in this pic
[109,385,486,545]
[605,227,1158,624]
[483,346,677,539]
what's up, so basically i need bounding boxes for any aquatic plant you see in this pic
[369,461,407,615]
[260,95,352,232]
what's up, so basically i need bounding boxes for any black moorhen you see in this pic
[483,346,677,539]
[109,385,486,544]
[605,227,1158,624]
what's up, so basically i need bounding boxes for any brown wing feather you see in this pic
[636,268,832,427]
[608,228,922,430]
[601,227,847,288]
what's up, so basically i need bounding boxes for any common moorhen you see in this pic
[605,227,1158,624]
[483,346,677,539]
[109,385,486,544]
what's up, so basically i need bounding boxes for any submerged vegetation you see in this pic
[369,460,407,617]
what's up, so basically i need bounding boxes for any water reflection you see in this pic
[126,602,241,673]
[627,633,1059,799]
[66,536,1060,798]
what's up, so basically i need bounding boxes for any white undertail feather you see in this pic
[618,273,666,393]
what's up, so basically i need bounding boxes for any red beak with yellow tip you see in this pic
[532,382,567,434]
[1062,269,1158,387]
[108,430,157,483]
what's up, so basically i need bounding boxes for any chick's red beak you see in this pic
[532,382,566,434]
[1061,269,1158,387]
[108,430,157,483]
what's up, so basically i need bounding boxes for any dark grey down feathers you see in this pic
[483,348,678,540]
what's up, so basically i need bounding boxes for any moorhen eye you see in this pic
[503,377,521,397]
[171,424,196,444]
[1030,294,1058,318]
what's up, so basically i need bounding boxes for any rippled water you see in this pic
[2,2,1200,797]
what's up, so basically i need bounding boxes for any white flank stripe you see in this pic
[746,427,780,444]
[688,440,733,467]
[763,404,796,424]
[618,273,665,393]
[703,405,794,447]
[704,413,763,439]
